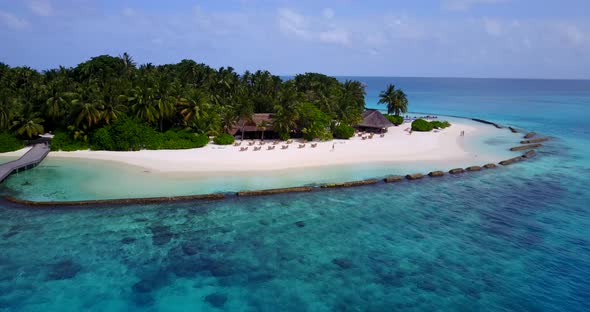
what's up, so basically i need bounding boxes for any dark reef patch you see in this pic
[46,259,82,280]
[205,293,228,308]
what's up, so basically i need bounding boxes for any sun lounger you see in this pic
[298,144,305,148]
[311,143,317,148]
[234,141,242,146]
[380,134,385,138]
[281,145,289,149]
[273,141,279,145]
[248,141,255,146]
[240,147,248,151]
[267,146,275,150]
[362,137,367,140]
[253,146,261,151]
[260,141,265,145]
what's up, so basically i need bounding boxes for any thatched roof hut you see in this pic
[231,113,274,136]
[357,109,394,132]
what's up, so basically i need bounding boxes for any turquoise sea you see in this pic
[1,77,589,311]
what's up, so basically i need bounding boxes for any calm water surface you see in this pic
[1,77,589,311]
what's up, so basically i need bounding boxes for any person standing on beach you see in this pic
[332,143,335,151]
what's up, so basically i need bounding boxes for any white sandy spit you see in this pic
[33,121,494,173]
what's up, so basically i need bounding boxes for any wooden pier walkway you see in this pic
[0,144,50,183]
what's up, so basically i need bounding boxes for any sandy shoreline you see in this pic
[0,120,502,173]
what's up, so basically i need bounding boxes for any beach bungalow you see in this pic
[231,113,276,139]
[357,109,394,133]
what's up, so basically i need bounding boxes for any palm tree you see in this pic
[73,101,102,128]
[219,105,238,134]
[179,89,210,124]
[338,80,366,124]
[119,52,136,79]
[12,115,44,138]
[234,88,254,139]
[0,93,13,130]
[257,120,270,140]
[378,84,408,116]
[272,83,302,140]
[102,100,126,124]
[128,85,157,124]
[155,97,175,132]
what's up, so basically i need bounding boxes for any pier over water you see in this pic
[0,144,50,183]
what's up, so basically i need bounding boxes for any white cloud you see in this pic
[278,8,350,46]
[0,10,30,30]
[483,18,502,36]
[278,8,310,39]
[27,0,54,17]
[322,8,334,20]
[122,8,137,18]
[319,30,349,45]
[366,32,387,46]
[442,0,509,11]
[561,25,585,46]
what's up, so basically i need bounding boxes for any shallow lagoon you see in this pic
[1,117,519,202]
[1,77,589,311]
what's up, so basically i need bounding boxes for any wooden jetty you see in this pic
[0,144,50,183]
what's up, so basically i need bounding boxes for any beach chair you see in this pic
[248,141,255,146]
[287,139,294,144]
[281,145,289,149]
[380,134,385,138]
[253,146,261,151]
[234,141,242,146]
[298,144,306,149]
[260,141,266,145]
[240,147,248,151]
[267,146,275,150]
[362,136,367,140]
[311,143,317,148]
[273,141,279,145]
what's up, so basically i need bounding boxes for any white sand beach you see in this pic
[25,120,498,173]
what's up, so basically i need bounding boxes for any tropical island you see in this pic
[0,54,513,179]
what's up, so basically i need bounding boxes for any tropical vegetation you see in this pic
[385,114,404,126]
[0,54,378,151]
[0,55,410,151]
[213,133,235,145]
[411,119,451,132]
[0,132,23,153]
[378,84,408,116]
[332,124,355,139]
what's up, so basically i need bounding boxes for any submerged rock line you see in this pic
[0,119,547,208]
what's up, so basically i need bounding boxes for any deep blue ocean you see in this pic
[1,77,589,311]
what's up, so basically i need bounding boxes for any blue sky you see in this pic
[0,0,589,79]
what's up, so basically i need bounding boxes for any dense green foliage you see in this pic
[411,119,451,132]
[431,120,451,129]
[411,119,434,132]
[385,114,404,126]
[332,124,355,139]
[160,131,209,149]
[298,103,333,141]
[213,133,234,145]
[90,118,209,151]
[379,84,408,116]
[51,132,89,151]
[0,54,407,148]
[0,132,24,152]
[93,118,158,151]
